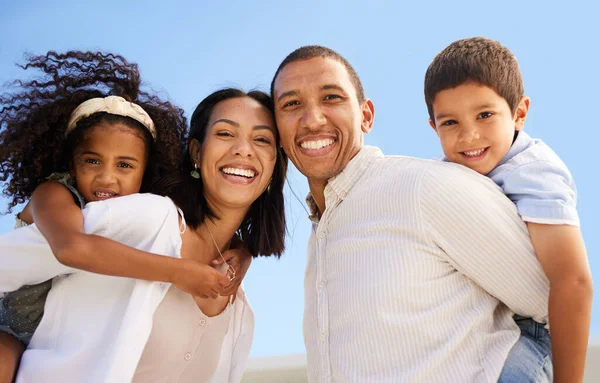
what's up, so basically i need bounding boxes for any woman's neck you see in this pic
[182,205,248,264]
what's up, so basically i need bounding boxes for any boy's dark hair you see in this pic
[270,45,365,103]
[0,51,187,212]
[424,37,524,122]
[153,88,288,258]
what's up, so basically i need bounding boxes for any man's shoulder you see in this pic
[374,155,496,187]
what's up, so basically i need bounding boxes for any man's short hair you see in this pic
[270,45,365,103]
[424,37,524,122]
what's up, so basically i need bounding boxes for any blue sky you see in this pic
[1,0,598,358]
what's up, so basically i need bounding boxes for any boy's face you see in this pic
[429,82,529,175]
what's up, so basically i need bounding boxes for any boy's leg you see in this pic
[0,332,24,383]
[498,315,552,383]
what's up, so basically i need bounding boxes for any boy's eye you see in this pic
[324,94,342,101]
[478,112,493,119]
[440,120,457,127]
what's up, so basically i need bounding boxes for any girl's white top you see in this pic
[0,193,254,383]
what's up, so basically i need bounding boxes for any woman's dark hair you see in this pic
[154,88,287,258]
[0,51,187,212]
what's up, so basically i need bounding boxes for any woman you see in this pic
[0,88,287,382]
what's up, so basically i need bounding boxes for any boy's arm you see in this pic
[528,223,592,383]
[30,181,230,298]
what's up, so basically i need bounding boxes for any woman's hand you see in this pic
[170,259,232,299]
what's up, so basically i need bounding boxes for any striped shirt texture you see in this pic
[303,146,549,383]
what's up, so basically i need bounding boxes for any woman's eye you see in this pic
[216,131,233,137]
[478,112,493,119]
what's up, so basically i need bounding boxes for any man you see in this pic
[270,46,550,382]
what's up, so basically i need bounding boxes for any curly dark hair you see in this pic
[0,51,188,212]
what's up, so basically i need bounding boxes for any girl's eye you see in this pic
[117,162,133,169]
[255,137,272,145]
[478,112,493,119]
[85,158,100,164]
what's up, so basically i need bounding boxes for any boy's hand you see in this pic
[170,259,231,299]
[212,248,252,301]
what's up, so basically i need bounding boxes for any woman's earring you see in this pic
[190,163,200,179]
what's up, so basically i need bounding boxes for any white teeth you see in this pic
[221,167,256,178]
[463,148,486,157]
[300,139,334,150]
[94,191,115,198]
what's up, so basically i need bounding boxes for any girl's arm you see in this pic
[527,223,593,383]
[29,181,231,298]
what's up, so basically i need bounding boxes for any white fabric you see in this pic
[132,285,233,382]
[303,146,549,383]
[0,193,253,383]
[66,96,157,139]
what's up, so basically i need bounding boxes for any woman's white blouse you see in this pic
[0,194,254,383]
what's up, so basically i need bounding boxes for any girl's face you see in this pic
[71,122,148,202]
[193,97,277,211]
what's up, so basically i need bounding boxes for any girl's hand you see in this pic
[212,248,252,301]
[171,259,232,299]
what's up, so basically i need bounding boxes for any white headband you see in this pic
[66,96,156,140]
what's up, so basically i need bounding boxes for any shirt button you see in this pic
[318,230,327,238]
[320,333,327,342]
[199,318,206,326]
[184,352,192,361]
[318,280,326,288]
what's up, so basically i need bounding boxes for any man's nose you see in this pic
[301,103,327,131]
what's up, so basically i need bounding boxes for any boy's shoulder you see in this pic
[493,132,569,173]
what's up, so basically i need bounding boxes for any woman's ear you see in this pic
[189,139,202,165]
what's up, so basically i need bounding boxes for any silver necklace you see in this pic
[205,222,236,282]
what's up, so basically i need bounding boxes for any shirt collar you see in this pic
[306,146,383,222]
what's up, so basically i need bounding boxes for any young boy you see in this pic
[424,37,592,383]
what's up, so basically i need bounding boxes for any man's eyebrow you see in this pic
[276,90,297,103]
[212,118,240,128]
[322,84,345,93]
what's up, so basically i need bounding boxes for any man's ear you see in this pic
[514,96,530,131]
[361,99,375,134]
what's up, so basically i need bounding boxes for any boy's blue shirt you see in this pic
[442,131,579,226]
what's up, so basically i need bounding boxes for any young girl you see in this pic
[0,51,245,382]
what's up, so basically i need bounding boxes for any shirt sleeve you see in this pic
[0,194,175,293]
[419,162,549,323]
[82,193,178,250]
[495,160,579,226]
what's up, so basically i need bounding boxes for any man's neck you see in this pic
[308,179,328,218]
